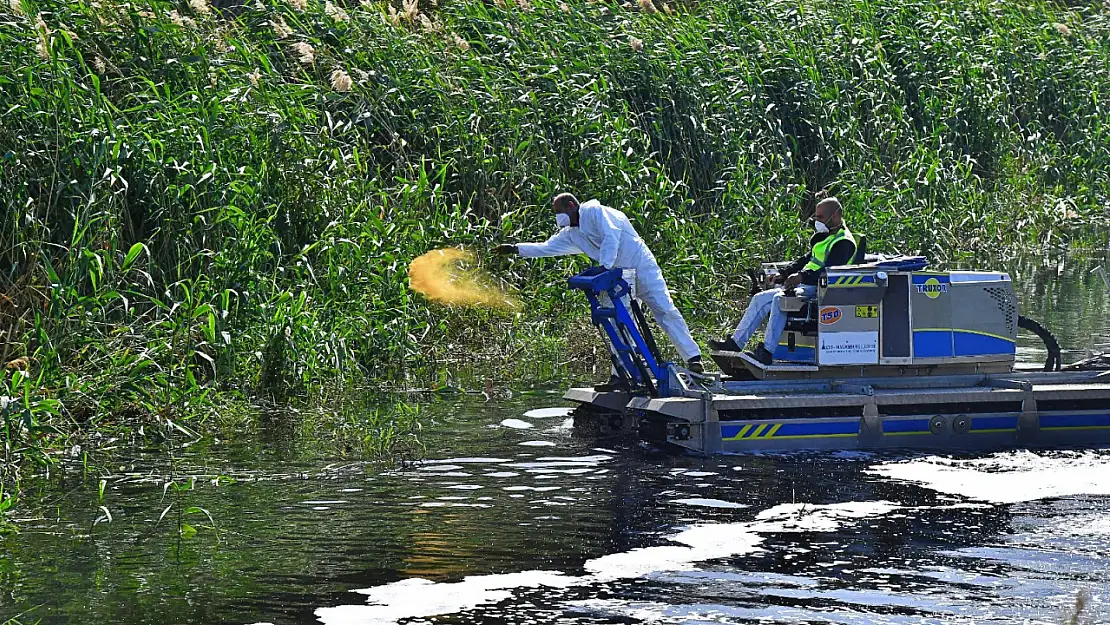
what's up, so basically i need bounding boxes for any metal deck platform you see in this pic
[566,369,1110,453]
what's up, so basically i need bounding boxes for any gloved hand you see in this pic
[492,244,518,256]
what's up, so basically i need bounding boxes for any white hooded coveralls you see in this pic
[516,200,701,362]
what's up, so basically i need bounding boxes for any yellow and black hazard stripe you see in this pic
[724,423,783,440]
[827,274,876,288]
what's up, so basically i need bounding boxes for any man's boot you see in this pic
[686,355,704,374]
[748,344,774,366]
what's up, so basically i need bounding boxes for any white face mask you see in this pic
[555,212,571,228]
[814,220,829,233]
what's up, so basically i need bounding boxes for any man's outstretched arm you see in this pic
[495,229,581,258]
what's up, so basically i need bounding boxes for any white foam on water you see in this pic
[866,450,1110,503]
[315,501,900,625]
[751,501,902,533]
[530,454,610,464]
[424,457,510,464]
[301,500,348,505]
[585,524,765,580]
[1066,513,1110,535]
[315,573,576,625]
[508,455,610,469]
[566,599,675,623]
[508,461,594,469]
[552,418,574,431]
[499,419,534,429]
[483,472,521,478]
[670,498,749,509]
[518,440,556,447]
[524,468,594,475]
[522,407,574,419]
[417,464,466,472]
[681,471,718,477]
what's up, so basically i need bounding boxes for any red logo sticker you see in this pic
[819,306,842,325]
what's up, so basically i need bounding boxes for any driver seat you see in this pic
[779,234,867,334]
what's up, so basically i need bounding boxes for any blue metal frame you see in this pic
[568,267,671,396]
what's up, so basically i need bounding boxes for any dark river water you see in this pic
[2,255,1110,625]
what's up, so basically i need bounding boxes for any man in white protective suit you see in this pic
[494,192,704,385]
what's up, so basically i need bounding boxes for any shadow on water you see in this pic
[1,254,1109,625]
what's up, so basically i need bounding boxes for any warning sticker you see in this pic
[855,305,879,318]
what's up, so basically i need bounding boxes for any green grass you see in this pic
[1,0,1109,503]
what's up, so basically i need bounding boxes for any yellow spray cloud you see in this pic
[408,248,521,311]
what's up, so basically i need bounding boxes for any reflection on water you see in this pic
[1007,253,1110,363]
[1,255,1109,625]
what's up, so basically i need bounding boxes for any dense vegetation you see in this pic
[1,0,1109,499]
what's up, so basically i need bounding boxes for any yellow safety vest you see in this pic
[803,225,856,271]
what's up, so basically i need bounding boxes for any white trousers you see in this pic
[732,285,817,353]
[631,263,701,362]
[599,263,700,374]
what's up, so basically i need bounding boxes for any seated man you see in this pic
[709,197,856,365]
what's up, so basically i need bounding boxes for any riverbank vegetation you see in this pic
[2,0,1110,501]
